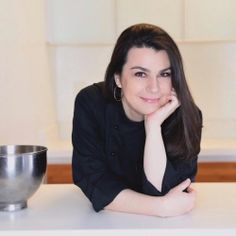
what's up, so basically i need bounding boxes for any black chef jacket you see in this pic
[72,82,199,212]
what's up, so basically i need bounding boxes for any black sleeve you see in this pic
[141,156,198,196]
[72,89,128,212]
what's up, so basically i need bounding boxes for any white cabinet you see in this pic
[185,0,236,41]
[116,0,184,40]
[46,0,236,44]
[46,0,116,44]
[179,42,236,139]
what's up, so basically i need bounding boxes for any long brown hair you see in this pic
[104,23,202,160]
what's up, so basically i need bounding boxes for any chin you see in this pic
[142,108,158,115]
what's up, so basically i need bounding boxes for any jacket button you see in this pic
[114,125,119,130]
[111,152,116,156]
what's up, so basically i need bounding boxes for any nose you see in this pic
[147,77,159,93]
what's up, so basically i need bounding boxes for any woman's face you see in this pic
[115,47,172,121]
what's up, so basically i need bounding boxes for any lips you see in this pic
[140,97,160,103]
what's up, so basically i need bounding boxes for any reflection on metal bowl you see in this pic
[0,145,47,211]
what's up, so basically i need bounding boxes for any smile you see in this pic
[140,97,160,103]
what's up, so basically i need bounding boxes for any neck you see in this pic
[121,99,144,122]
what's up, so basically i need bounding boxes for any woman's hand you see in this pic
[145,89,180,132]
[158,179,197,217]
[105,179,196,218]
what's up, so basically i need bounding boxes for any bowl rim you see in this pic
[0,145,47,157]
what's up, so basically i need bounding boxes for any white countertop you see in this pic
[1,183,236,235]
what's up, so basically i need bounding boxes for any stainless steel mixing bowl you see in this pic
[0,145,47,211]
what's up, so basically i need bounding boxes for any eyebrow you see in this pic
[130,66,150,72]
[161,67,172,72]
[130,66,172,73]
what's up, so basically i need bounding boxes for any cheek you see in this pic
[121,78,141,94]
[160,80,172,94]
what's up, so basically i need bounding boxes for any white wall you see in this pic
[0,0,57,145]
[46,0,236,141]
[1,0,236,147]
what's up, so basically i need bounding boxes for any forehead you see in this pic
[125,47,170,68]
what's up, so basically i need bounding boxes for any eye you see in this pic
[160,71,172,78]
[134,71,146,78]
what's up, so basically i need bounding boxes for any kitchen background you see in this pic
[0,0,236,158]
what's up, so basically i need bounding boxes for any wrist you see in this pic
[154,196,167,217]
[145,125,162,136]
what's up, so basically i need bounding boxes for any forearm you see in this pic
[105,180,196,218]
[143,126,167,191]
[104,189,164,217]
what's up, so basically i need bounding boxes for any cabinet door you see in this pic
[196,162,236,182]
[47,164,72,184]
[46,163,236,183]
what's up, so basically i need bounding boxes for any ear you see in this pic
[114,74,122,88]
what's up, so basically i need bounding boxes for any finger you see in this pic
[186,186,194,193]
[159,95,170,107]
[169,89,180,104]
[171,90,177,96]
[166,95,180,109]
[187,188,197,202]
[171,87,178,95]
[175,178,191,191]
[170,94,181,107]
[164,95,176,105]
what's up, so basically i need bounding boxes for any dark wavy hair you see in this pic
[104,23,202,160]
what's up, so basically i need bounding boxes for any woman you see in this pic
[72,23,202,217]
